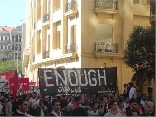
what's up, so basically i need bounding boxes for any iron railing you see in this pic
[95,42,118,53]
[65,44,77,53]
[95,0,118,10]
[65,0,78,12]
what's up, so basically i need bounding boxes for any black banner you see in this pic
[38,67,117,95]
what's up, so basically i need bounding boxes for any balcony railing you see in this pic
[65,44,77,54]
[43,13,50,23]
[65,0,77,12]
[43,50,49,59]
[95,42,118,53]
[95,0,118,10]
[150,0,155,16]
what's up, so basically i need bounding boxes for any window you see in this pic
[12,44,14,50]
[0,45,2,49]
[15,44,18,50]
[96,24,113,43]
[19,44,21,51]
[19,36,22,42]
[56,22,61,49]
[12,35,14,41]
[16,35,18,42]
[70,25,76,44]
[11,53,14,59]
[5,36,7,41]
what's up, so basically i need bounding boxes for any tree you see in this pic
[124,26,155,81]
[0,60,22,73]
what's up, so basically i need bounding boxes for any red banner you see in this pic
[9,78,29,91]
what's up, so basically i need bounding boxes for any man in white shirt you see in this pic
[129,82,137,99]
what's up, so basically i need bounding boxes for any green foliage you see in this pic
[0,60,22,73]
[124,26,155,80]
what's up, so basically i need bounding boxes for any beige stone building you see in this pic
[23,0,151,93]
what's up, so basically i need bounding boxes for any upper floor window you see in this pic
[16,35,18,42]
[19,36,22,42]
[12,44,14,50]
[12,35,14,41]
[96,24,113,43]
[5,36,7,41]
[15,44,18,50]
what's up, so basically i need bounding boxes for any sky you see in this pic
[0,0,26,27]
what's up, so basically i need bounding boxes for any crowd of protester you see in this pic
[0,82,155,116]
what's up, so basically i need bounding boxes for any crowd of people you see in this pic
[0,82,155,116]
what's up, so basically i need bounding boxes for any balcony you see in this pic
[43,50,49,59]
[23,48,29,67]
[64,0,78,17]
[94,0,119,15]
[43,13,50,26]
[94,42,124,60]
[65,44,77,54]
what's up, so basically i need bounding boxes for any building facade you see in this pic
[23,0,151,93]
[0,26,23,61]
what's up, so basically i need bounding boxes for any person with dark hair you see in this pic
[127,98,140,116]
[5,97,15,116]
[68,96,82,112]
[99,96,109,116]
[123,97,129,109]
[60,99,70,116]
[140,94,147,107]
[46,99,61,116]
[104,100,121,116]
[140,101,155,116]
[88,102,99,116]
[11,99,33,117]
[117,98,126,116]
[72,107,88,116]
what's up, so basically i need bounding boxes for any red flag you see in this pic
[0,70,14,81]
[12,70,19,98]
[19,78,29,91]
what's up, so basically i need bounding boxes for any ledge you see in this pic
[94,52,124,59]
[31,53,78,69]
[94,9,119,14]
[64,10,78,17]
[43,21,50,26]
